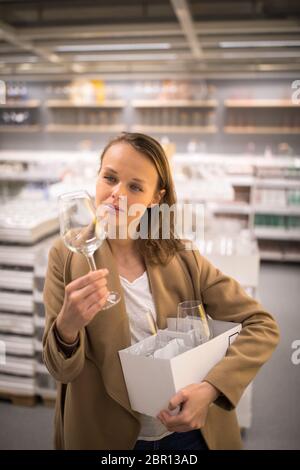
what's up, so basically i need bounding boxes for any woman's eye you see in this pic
[130,184,142,192]
[104,175,116,183]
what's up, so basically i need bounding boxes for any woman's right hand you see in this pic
[56,269,109,343]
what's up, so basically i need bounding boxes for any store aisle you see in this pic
[0,402,53,449]
[0,262,299,450]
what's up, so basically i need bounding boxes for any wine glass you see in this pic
[176,300,212,346]
[58,189,120,310]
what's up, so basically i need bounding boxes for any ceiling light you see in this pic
[56,43,171,52]
[221,51,300,59]
[18,63,32,70]
[73,53,177,61]
[48,53,61,63]
[71,63,85,73]
[220,40,300,48]
[0,55,38,63]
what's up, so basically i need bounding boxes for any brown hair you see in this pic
[98,132,184,265]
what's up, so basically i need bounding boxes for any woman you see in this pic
[43,132,279,450]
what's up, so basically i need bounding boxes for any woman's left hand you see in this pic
[157,381,219,433]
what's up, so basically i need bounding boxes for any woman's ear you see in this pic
[148,189,166,208]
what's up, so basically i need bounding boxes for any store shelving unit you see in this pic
[0,100,41,133]
[132,99,218,108]
[0,201,59,402]
[0,125,41,133]
[173,154,300,262]
[46,99,126,108]
[34,250,57,403]
[131,98,218,135]
[224,127,300,134]
[131,125,217,134]
[224,99,300,135]
[253,228,300,241]
[224,99,299,108]
[46,124,125,133]
[45,99,127,133]
[0,100,40,108]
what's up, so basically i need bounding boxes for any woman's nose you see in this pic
[111,182,126,199]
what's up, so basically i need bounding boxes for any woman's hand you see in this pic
[157,382,219,433]
[56,269,109,343]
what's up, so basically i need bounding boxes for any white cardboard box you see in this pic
[119,319,241,417]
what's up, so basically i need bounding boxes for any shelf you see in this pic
[46,99,126,108]
[227,175,300,189]
[0,335,35,358]
[254,206,300,216]
[224,99,298,108]
[35,387,57,400]
[173,154,300,169]
[255,179,300,189]
[260,251,300,262]
[0,291,33,313]
[0,374,35,395]
[180,201,300,216]
[0,313,34,336]
[0,100,40,108]
[0,150,97,164]
[0,125,41,133]
[0,236,55,268]
[0,268,33,291]
[131,125,217,134]
[260,251,285,261]
[0,172,59,182]
[209,203,252,215]
[224,126,300,134]
[46,124,125,133]
[132,99,218,108]
[228,176,254,187]
[254,228,300,241]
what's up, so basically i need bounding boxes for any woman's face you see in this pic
[95,142,165,237]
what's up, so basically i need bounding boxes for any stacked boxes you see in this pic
[0,200,58,402]
[33,250,57,401]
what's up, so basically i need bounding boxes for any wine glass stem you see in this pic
[86,253,97,271]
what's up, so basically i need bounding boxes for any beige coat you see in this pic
[43,237,279,450]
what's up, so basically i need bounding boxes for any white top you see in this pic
[119,271,173,441]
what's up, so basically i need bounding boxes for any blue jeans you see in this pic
[133,430,208,451]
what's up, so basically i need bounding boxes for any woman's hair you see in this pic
[98,132,184,265]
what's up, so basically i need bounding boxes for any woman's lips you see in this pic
[104,203,125,213]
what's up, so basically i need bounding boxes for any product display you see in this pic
[0,200,59,243]
[0,199,58,400]
[172,154,300,261]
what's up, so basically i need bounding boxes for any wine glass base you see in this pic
[101,291,121,310]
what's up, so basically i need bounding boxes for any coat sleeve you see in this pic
[42,238,85,383]
[192,249,280,411]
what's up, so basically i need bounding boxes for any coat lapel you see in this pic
[68,240,135,417]
[145,253,196,330]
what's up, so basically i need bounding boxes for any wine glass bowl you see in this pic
[176,300,212,346]
[58,190,120,309]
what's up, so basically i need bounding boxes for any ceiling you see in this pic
[0,0,300,80]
